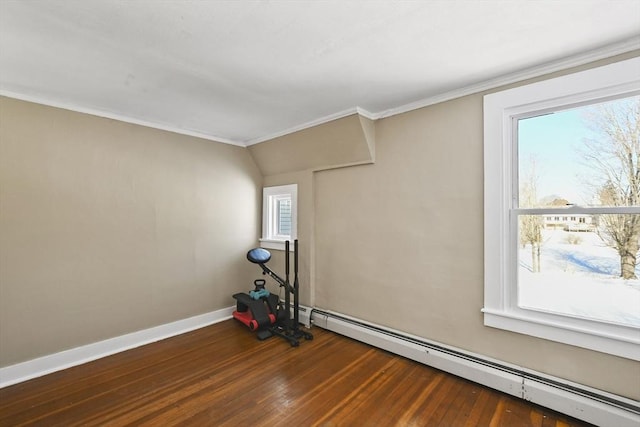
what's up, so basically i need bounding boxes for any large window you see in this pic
[483,57,640,360]
[261,184,297,250]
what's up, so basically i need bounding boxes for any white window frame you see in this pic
[483,57,640,360]
[260,184,297,251]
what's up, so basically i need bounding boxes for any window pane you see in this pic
[517,214,640,327]
[277,198,291,236]
[517,95,640,208]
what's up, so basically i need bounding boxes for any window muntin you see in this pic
[261,184,297,250]
[483,56,640,360]
[513,96,640,328]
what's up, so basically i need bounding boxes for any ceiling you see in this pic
[1,1,639,146]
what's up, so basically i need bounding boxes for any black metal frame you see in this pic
[242,240,313,346]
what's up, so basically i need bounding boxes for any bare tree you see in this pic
[582,97,640,279]
[520,157,543,272]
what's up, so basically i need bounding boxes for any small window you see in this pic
[484,57,640,360]
[261,184,297,250]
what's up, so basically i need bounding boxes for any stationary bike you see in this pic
[232,240,313,347]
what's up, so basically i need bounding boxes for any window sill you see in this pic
[483,57,640,361]
[259,239,288,251]
[482,308,640,361]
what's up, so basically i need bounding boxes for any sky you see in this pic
[516,96,640,328]
[518,106,595,206]
[517,95,640,206]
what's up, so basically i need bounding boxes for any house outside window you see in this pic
[261,184,297,250]
[483,57,640,360]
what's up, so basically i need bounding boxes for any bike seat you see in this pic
[247,247,271,264]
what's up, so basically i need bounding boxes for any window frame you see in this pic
[260,184,297,251]
[483,57,640,360]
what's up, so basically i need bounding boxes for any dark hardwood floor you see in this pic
[0,319,594,426]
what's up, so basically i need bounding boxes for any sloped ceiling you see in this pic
[1,0,639,146]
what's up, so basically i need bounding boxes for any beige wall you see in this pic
[2,51,639,401]
[248,113,375,306]
[314,96,639,398]
[242,51,640,400]
[313,54,640,399]
[249,114,375,176]
[260,171,315,306]
[0,97,262,366]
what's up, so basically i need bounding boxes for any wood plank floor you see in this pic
[0,320,594,426]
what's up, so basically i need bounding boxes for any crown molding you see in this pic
[248,37,640,143]
[2,38,638,147]
[0,89,246,147]
[355,106,377,121]
[375,37,640,120]
[244,106,375,146]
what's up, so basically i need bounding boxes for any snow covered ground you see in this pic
[518,229,640,327]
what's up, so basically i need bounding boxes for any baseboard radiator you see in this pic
[307,308,639,427]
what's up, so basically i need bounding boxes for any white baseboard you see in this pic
[310,308,640,427]
[296,303,313,327]
[0,306,234,389]
[5,304,636,427]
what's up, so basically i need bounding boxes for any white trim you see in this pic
[483,56,640,360]
[258,238,289,251]
[354,106,377,121]
[377,37,640,119]
[245,106,375,146]
[246,36,639,145]
[482,309,640,361]
[311,309,640,427]
[0,306,234,389]
[0,89,245,147]
[3,39,637,148]
[261,184,297,251]
[296,303,313,327]
[515,206,640,215]
[249,38,639,141]
[522,379,638,427]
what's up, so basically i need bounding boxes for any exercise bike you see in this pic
[232,240,313,347]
